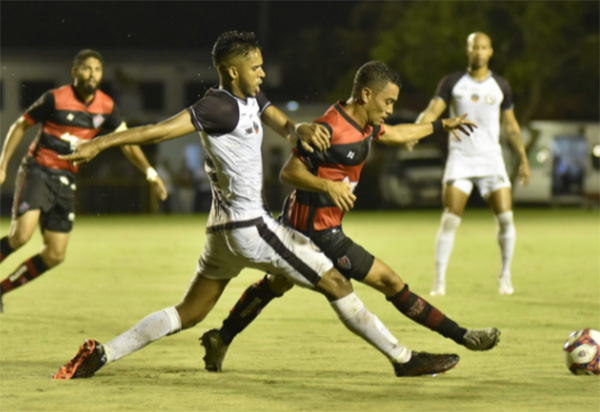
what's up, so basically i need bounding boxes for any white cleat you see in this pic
[498,276,514,295]
[430,279,446,296]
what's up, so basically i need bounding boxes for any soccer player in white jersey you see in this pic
[416,32,531,296]
[51,31,475,380]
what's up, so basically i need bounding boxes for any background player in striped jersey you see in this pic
[199,61,499,374]
[415,32,531,296]
[0,49,167,312]
[52,32,468,380]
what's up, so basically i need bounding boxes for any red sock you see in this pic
[388,284,466,344]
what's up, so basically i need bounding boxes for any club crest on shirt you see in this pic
[18,201,30,214]
[471,93,480,102]
[92,114,105,129]
[337,255,351,270]
[485,94,497,105]
[253,121,260,133]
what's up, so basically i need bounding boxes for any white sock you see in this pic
[435,212,461,282]
[330,293,411,363]
[104,307,182,363]
[496,211,516,278]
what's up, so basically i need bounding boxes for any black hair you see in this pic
[212,31,261,67]
[73,49,103,67]
[352,61,401,98]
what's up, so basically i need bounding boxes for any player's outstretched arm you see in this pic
[261,105,330,153]
[59,110,196,165]
[379,114,477,146]
[0,116,33,185]
[502,109,531,185]
[402,98,448,151]
[280,154,355,212]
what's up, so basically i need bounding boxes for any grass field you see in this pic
[0,208,599,411]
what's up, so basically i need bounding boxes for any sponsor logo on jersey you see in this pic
[485,94,497,105]
[92,114,105,129]
[337,255,351,270]
[471,93,480,102]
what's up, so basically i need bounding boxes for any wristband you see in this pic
[432,119,443,133]
[146,167,158,182]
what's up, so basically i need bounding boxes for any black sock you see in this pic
[0,237,15,263]
[220,275,280,345]
[388,284,466,345]
[0,254,50,295]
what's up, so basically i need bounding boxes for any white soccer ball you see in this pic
[563,328,600,375]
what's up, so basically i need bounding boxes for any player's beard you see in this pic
[81,82,99,95]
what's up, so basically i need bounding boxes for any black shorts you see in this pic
[311,226,374,281]
[12,158,76,233]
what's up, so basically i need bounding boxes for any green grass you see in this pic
[1,209,599,411]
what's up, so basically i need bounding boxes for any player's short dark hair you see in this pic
[212,31,261,67]
[351,61,401,98]
[73,49,103,67]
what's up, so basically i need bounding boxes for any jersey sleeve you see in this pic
[101,105,125,133]
[492,73,514,111]
[373,124,385,140]
[187,93,239,135]
[256,90,272,115]
[434,72,463,104]
[23,91,55,125]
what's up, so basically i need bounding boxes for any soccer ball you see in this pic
[563,328,600,375]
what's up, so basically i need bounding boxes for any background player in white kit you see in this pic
[51,31,474,380]
[416,32,531,296]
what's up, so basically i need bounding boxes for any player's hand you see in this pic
[405,140,418,152]
[519,159,531,186]
[297,123,330,153]
[152,176,168,201]
[0,169,6,185]
[443,114,477,141]
[325,180,356,212]
[58,140,101,165]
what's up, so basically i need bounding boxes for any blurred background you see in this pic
[1,0,598,215]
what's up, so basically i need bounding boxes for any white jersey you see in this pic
[188,88,271,226]
[435,70,513,180]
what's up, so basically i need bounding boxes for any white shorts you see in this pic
[447,174,511,199]
[195,215,333,288]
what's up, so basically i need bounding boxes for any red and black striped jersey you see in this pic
[23,85,122,174]
[285,101,385,234]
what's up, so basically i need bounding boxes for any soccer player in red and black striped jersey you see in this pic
[0,49,167,312]
[201,61,500,373]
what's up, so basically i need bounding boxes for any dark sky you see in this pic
[1,1,354,52]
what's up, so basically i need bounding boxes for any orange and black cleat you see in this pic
[52,339,107,380]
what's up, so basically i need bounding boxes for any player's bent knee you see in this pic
[41,251,66,267]
[9,231,32,249]
[315,268,353,301]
